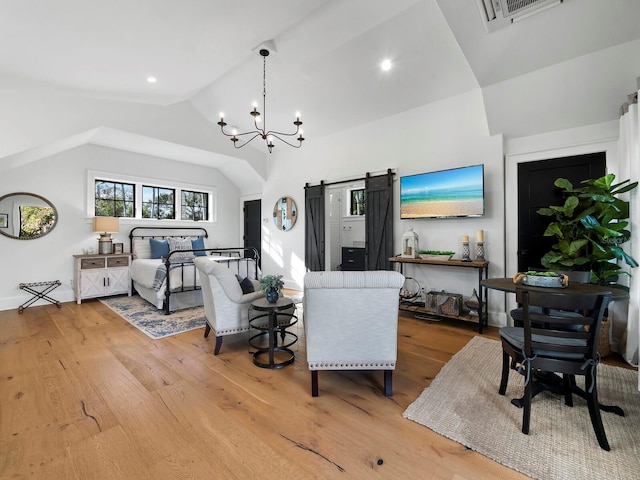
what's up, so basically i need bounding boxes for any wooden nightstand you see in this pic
[73,253,132,304]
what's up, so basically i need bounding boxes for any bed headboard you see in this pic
[129,226,208,255]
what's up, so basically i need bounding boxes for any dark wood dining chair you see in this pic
[499,286,614,450]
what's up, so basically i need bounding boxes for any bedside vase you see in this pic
[266,288,279,303]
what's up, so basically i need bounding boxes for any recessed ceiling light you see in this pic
[380,59,392,72]
[146,76,157,84]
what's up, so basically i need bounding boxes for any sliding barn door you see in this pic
[305,183,325,271]
[365,171,394,271]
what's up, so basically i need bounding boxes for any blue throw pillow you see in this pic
[191,237,206,256]
[150,238,170,259]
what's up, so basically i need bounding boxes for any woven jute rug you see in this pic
[403,336,640,480]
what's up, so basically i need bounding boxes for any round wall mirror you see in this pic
[273,197,297,231]
[0,192,58,240]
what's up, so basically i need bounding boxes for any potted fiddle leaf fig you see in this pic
[537,173,638,285]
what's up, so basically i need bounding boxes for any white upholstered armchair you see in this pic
[194,257,264,355]
[303,270,405,397]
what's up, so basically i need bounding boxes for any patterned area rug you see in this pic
[100,295,206,339]
[403,336,640,480]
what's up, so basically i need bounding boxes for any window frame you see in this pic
[95,179,136,218]
[87,170,217,224]
[348,187,366,216]
[181,189,209,221]
[142,185,176,220]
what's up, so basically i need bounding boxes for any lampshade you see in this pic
[93,216,119,233]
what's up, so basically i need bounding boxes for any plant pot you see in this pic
[266,288,279,303]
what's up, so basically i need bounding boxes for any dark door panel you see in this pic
[305,184,325,271]
[517,153,606,272]
[365,171,394,271]
[243,199,261,269]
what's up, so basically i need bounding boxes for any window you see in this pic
[90,171,216,222]
[142,186,175,219]
[350,188,365,216]
[181,190,208,221]
[95,180,135,217]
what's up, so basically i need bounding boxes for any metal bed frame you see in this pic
[129,227,259,314]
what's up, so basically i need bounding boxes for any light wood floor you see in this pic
[0,299,632,479]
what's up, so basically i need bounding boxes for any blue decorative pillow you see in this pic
[191,237,206,256]
[236,275,255,294]
[150,238,169,259]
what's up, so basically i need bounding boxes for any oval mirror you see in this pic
[0,192,58,240]
[273,197,297,231]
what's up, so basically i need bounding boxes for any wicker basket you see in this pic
[425,290,462,316]
[598,317,611,357]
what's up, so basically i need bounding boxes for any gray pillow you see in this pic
[167,237,194,263]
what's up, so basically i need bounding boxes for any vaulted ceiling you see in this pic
[2,0,639,186]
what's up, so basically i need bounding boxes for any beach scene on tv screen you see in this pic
[401,165,484,218]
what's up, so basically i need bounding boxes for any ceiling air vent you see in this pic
[477,0,563,32]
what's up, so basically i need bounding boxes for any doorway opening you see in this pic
[325,182,366,271]
[243,199,262,269]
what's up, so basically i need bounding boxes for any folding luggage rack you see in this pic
[18,280,62,313]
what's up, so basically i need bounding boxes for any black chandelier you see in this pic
[217,48,304,153]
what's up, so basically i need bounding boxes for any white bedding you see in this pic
[130,258,198,291]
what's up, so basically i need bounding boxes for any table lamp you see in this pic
[93,216,119,254]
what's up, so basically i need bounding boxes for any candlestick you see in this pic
[475,241,485,261]
[462,235,469,242]
[461,240,471,262]
[477,229,484,242]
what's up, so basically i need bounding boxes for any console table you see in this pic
[389,256,489,333]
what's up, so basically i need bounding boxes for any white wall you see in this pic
[261,89,508,325]
[0,144,241,310]
[0,89,262,165]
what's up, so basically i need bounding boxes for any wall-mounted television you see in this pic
[400,164,484,219]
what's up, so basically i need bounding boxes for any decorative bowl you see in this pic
[420,254,453,261]
[522,275,564,288]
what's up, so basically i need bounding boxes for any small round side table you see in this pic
[249,297,298,369]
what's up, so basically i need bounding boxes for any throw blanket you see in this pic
[152,262,192,291]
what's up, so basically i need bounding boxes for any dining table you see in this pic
[481,276,627,416]
[481,277,630,301]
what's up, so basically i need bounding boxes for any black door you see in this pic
[365,171,394,271]
[243,199,261,269]
[305,183,325,271]
[517,152,606,272]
